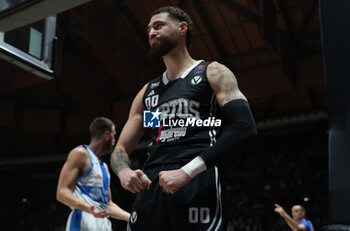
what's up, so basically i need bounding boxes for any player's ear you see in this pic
[178,21,187,35]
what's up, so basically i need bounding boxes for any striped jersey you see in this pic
[66,145,112,231]
[142,60,222,168]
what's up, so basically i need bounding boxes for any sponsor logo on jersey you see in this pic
[191,75,202,85]
[94,174,102,180]
[150,81,160,89]
[158,127,187,142]
[143,109,161,128]
[194,64,205,74]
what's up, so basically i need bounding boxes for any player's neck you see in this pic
[88,140,105,159]
[163,46,196,81]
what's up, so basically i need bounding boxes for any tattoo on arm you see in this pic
[208,63,238,106]
[111,148,130,175]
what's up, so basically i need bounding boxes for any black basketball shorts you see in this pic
[127,164,223,231]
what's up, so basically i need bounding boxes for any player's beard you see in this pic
[150,32,178,57]
[104,137,114,153]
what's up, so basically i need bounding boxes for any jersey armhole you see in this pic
[78,144,93,179]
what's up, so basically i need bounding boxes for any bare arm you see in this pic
[274,204,306,231]
[107,188,130,221]
[110,84,151,193]
[56,148,108,217]
[207,61,247,107]
[111,84,146,174]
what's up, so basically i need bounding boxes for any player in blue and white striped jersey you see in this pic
[57,117,130,231]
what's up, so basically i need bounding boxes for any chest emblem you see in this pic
[191,75,202,85]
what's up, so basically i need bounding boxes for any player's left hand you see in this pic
[159,169,191,194]
[90,205,109,218]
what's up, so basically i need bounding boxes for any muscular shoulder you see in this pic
[207,62,236,87]
[207,61,228,72]
[66,147,89,170]
[134,83,149,105]
[127,83,150,118]
[206,62,246,106]
[140,82,149,95]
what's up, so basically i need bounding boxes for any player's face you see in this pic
[105,126,116,151]
[147,13,179,57]
[291,206,304,220]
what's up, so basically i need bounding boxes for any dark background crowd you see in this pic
[221,130,328,231]
[0,125,328,231]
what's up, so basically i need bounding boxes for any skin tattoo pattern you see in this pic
[111,148,130,174]
[207,63,238,106]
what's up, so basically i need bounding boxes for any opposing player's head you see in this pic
[89,117,116,151]
[148,6,193,57]
[291,205,306,221]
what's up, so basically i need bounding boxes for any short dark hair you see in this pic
[89,117,114,138]
[294,205,306,212]
[151,6,193,48]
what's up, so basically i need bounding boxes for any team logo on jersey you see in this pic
[191,75,202,85]
[130,211,137,224]
[143,109,161,128]
[194,64,205,74]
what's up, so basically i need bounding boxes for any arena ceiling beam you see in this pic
[194,0,229,66]
[218,0,261,25]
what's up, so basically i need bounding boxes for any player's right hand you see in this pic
[274,203,286,216]
[90,205,109,218]
[118,168,152,193]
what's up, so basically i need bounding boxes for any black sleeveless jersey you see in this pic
[142,60,222,168]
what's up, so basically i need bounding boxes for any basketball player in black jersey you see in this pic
[110,6,257,230]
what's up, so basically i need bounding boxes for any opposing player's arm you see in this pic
[57,148,109,218]
[56,149,94,213]
[107,188,130,221]
[110,84,151,193]
[274,204,306,231]
[56,147,90,212]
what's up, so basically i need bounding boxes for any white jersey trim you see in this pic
[162,60,203,85]
[209,93,217,147]
[206,166,222,231]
